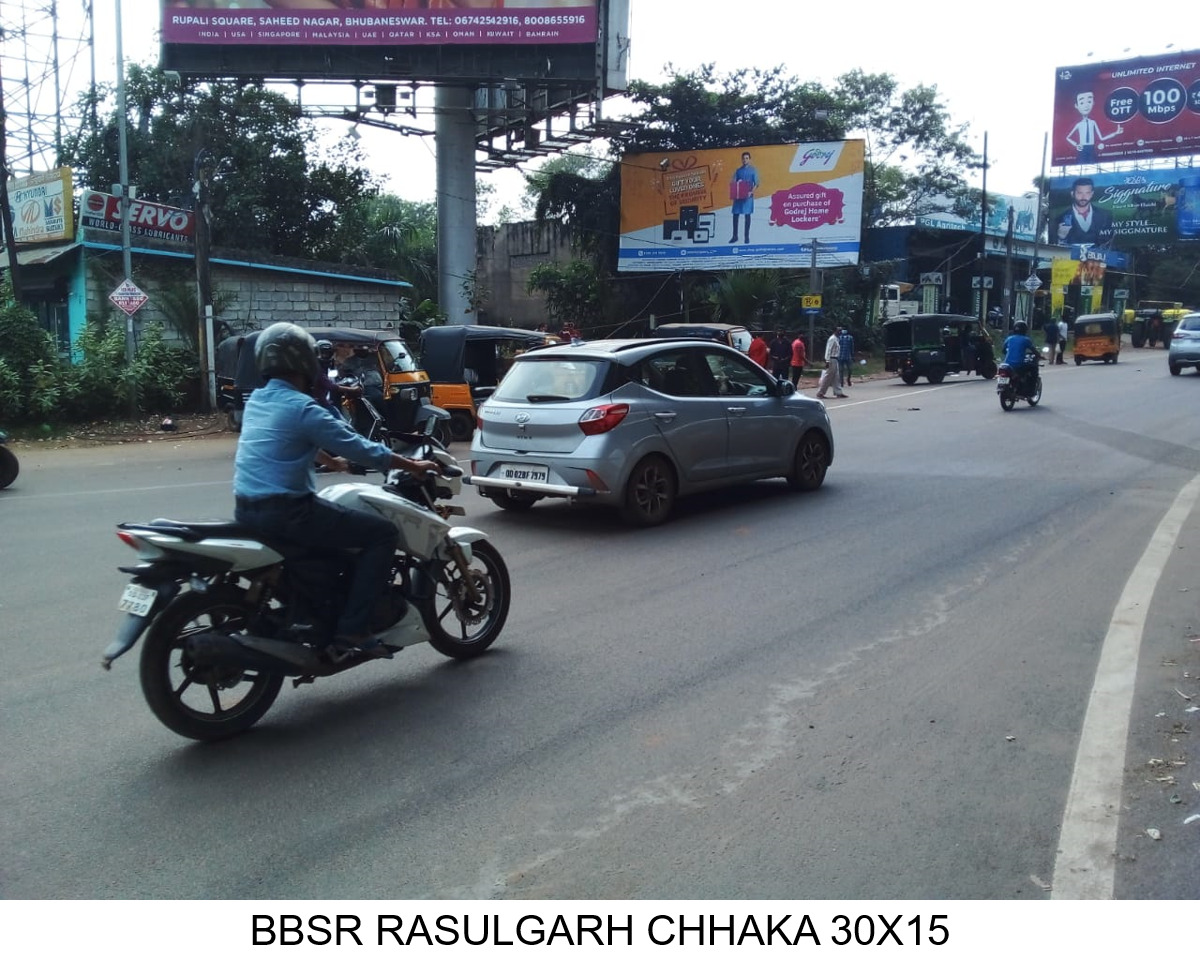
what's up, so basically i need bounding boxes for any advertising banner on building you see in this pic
[1048,166,1200,249]
[80,191,196,244]
[161,0,598,46]
[916,191,1039,242]
[1052,50,1200,166]
[1051,256,1106,318]
[8,168,74,244]
[618,141,865,273]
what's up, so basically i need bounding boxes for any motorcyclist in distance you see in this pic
[233,322,439,657]
[1002,320,1042,389]
[313,340,360,422]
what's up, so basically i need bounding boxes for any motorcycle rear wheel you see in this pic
[422,540,511,660]
[139,589,283,741]
[999,389,1016,411]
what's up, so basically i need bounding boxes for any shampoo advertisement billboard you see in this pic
[161,0,598,46]
[618,141,865,273]
[1052,50,1200,166]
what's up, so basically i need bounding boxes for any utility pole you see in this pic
[0,79,25,301]
[114,0,136,411]
[1003,205,1015,331]
[193,149,215,411]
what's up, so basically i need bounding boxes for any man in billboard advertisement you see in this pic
[1054,177,1115,248]
[1049,166,1200,248]
[1051,50,1200,166]
[618,141,865,273]
[161,0,597,45]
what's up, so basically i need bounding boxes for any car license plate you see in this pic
[118,583,156,617]
[996,376,1009,387]
[499,463,549,483]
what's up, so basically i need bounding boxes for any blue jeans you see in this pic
[235,494,399,637]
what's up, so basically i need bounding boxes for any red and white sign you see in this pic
[81,191,195,243]
[109,279,150,317]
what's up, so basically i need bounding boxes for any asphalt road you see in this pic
[2,344,1198,900]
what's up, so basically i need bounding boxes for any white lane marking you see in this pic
[1052,472,1200,899]
[7,480,230,501]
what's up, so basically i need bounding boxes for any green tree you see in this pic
[62,65,378,259]
[334,194,438,303]
[526,259,606,331]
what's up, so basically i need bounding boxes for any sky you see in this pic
[64,0,1195,217]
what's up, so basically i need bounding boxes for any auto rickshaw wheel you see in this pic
[1102,354,1113,364]
[979,362,997,380]
[1131,326,1145,348]
[926,368,946,385]
[900,369,919,385]
[1074,356,1084,365]
[448,410,475,443]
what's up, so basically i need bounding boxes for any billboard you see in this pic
[916,191,1039,241]
[80,192,196,244]
[7,168,75,245]
[1048,166,1200,248]
[1052,50,1200,166]
[161,0,598,47]
[618,141,865,273]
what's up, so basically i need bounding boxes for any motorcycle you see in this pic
[996,348,1045,411]
[0,430,17,489]
[100,407,511,741]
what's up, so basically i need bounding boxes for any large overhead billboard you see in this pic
[1049,166,1200,248]
[916,191,1039,241]
[1052,50,1200,166]
[161,0,598,47]
[618,141,865,273]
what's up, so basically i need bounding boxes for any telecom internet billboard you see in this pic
[161,0,599,46]
[1052,50,1200,166]
[618,141,865,273]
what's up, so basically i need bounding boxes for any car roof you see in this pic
[653,323,750,334]
[515,336,732,363]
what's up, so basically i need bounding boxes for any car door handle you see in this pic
[653,411,678,422]
[726,406,747,415]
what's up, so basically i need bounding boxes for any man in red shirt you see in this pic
[748,333,769,368]
[790,334,807,384]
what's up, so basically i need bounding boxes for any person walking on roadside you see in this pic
[837,328,855,387]
[1043,317,1059,365]
[816,328,846,398]
[748,332,769,369]
[768,328,791,381]
[790,333,807,384]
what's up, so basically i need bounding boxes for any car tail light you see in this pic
[1174,330,1186,340]
[578,403,629,435]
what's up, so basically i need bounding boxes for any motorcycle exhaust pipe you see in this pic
[185,633,322,677]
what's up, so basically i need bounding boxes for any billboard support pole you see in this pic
[435,85,477,324]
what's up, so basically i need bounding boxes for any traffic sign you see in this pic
[1023,275,1042,291]
[109,278,149,316]
[801,294,822,309]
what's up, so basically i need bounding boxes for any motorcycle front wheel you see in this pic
[1028,377,1043,406]
[139,589,284,741]
[422,540,511,660]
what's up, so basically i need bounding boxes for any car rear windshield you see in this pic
[491,358,607,402]
[1179,314,1200,332]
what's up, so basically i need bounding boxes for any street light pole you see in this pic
[114,0,137,411]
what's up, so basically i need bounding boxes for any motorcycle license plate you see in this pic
[996,376,1009,387]
[118,583,156,617]
[499,463,549,483]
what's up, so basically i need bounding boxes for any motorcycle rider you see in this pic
[233,322,439,657]
[1002,320,1042,391]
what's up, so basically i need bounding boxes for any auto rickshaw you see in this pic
[883,314,996,384]
[419,325,558,442]
[1072,312,1121,364]
[215,326,430,432]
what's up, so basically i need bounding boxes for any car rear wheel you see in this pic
[787,431,829,491]
[489,490,540,512]
[622,455,676,527]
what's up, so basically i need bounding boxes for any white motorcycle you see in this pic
[101,413,510,741]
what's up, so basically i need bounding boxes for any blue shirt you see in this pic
[837,332,854,362]
[1002,334,1037,367]
[233,378,395,499]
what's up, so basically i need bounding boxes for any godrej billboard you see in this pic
[1048,166,1200,248]
[1052,50,1200,166]
[161,0,598,46]
[618,141,865,273]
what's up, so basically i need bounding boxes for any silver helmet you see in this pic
[255,323,318,380]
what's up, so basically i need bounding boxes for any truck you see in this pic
[879,283,920,320]
[1123,301,1194,349]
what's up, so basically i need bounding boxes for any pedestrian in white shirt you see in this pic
[816,328,847,398]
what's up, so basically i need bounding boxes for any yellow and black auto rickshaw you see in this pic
[1072,312,1121,365]
[418,325,558,442]
[216,326,431,432]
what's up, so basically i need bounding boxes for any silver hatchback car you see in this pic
[1168,312,1200,375]
[466,337,834,526]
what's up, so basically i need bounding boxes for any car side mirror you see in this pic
[778,379,796,396]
